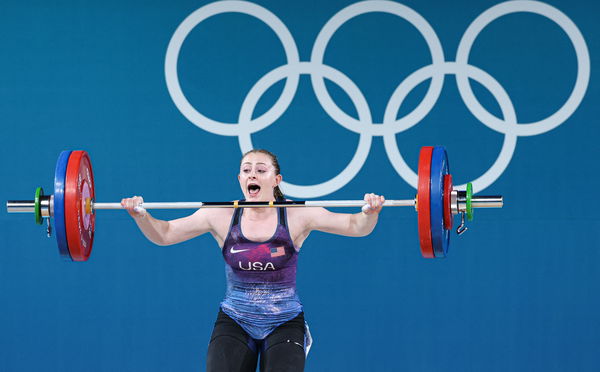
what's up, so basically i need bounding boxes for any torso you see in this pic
[218,204,304,340]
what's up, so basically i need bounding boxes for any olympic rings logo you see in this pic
[165,0,590,198]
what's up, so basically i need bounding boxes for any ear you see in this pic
[275,174,282,186]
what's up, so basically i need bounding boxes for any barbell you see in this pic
[6,147,503,261]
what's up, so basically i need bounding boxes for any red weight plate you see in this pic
[64,151,96,261]
[417,147,434,258]
[443,174,453,230]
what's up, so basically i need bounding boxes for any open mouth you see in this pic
[248,183,261,197]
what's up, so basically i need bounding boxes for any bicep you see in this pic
[163,208,214,245]
[306,207,360,237]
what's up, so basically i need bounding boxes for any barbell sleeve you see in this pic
[6,201,36,213]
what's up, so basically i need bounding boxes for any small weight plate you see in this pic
[54,151,72,260]
[430,147,450,258]
[443,174,453,230]
[35,187,43,225]
[417,147,434,258]
[64,151,95,261]
[466,182,473,221]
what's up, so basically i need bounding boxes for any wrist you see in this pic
[134,212,148,220]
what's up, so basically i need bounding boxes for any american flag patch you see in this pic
[270,246,285,257]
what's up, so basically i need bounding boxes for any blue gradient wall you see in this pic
[1,0,598,371]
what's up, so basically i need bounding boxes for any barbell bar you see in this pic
[7,198,503,212]
[6,147,503,261]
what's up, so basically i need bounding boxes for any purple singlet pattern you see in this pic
[220,206,302,340]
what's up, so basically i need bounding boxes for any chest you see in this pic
[224,224,296,273]
[240,213,279,242]
[224,209,298,269]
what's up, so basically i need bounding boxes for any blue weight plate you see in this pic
[430,146,450,258]
[54,150,72,260]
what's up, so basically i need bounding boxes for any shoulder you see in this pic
[192,206,235,226]
[210,206,236,220]
[286,201,330,229]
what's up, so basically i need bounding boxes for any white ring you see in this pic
[383,62,518,192]
[165,0,300,136]
[311,0,445,134]
[238,62,373,198]
[456,0,590,136]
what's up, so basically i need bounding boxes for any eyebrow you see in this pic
[241,162,268,166]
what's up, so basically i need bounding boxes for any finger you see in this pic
[369,193,377,208]
[369,194,383,213]
[362,193,372,213]
[363,193,378,213]
[128,197,139,211]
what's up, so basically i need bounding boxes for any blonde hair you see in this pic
[241,149,284,200]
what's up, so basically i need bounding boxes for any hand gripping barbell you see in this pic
[6,147,503,261]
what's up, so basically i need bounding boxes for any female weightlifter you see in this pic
[121,149,384,372]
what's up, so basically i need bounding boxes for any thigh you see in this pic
[259,313,306,372]
[206,309,258,372]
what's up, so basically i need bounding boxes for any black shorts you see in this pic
[206,308,306,372]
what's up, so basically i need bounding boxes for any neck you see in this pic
[244,206,276,219]
[244,194,277,218]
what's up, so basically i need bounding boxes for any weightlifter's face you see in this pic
[238,153,281,201]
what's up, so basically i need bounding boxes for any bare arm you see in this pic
[306,208,376,237]
[130,209,214,246]
[121,196,216,246]
[299,193,385,238]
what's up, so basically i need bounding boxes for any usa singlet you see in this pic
[220,204,304,341]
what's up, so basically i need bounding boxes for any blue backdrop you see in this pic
[1,0,598,371]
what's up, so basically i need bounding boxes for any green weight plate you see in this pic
[466,182,473,221]
[34,187,43,225]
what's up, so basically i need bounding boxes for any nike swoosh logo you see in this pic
[230,247,250,254]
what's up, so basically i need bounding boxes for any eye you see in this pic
[257,169,266,173]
